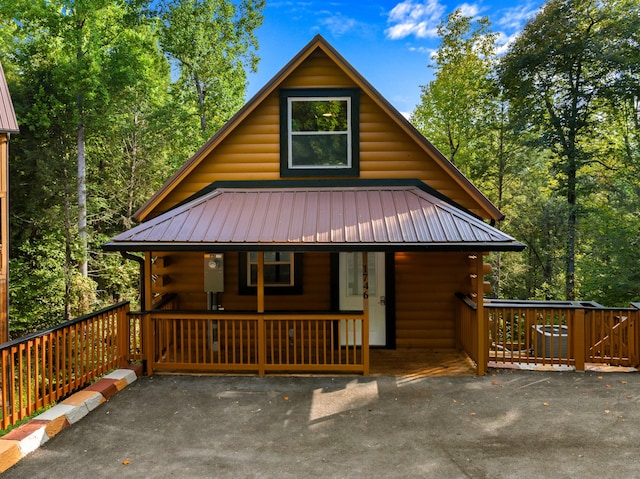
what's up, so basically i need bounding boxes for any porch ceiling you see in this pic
[103,185,525,252]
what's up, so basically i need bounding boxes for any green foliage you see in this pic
[411,9,497,175]
[8,235,67,338]
[413,0,640,305]
[1,0,265,335]
[156,0,265,138]
[499,0,640,300]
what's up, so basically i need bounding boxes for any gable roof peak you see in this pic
[133,35,503,223]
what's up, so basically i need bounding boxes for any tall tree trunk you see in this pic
[566,155,577,300]
[194,72,207,134]
[77,94,88,277]
[63,166,73,320]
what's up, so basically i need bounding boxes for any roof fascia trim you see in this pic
[103,241,526,253]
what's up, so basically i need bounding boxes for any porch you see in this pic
[125,308,474,377]
[1,298,638,430]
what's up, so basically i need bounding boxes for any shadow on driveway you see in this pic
[4,369,640,478]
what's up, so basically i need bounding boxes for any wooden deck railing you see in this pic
[455,294,479,366]
[0,302,130,429]
[130,311,367,375]
[586,308,638,366]
[484,300,639,370]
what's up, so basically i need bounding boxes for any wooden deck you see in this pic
[369,349,476,378]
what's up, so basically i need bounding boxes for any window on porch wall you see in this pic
[248,252,293,287]
[239,252,303,295]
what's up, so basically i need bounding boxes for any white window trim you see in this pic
[287,96,352,170]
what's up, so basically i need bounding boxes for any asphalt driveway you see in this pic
[4,369,640,478]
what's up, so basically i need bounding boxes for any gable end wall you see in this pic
[154,50,486,218]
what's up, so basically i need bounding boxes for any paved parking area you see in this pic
[3,369,640,478]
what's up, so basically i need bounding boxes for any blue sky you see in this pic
[246,0,545,116]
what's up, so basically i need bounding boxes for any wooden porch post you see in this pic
[573,308,586,371]
[143,252,154,375]
[257,252,265,375]
[362,252,370,375]
[475,254,487,376]
[117,303,130,367]
[0,134,8,343]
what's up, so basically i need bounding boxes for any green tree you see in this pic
[499,0,640,300]
[1,0,170,323]
[410,9,536,297]
[157,0,264,140]
[1,0,154,279]
[411,9,497,175]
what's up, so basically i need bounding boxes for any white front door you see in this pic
[339,252,386,346]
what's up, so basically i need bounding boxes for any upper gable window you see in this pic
[280,88,359,177]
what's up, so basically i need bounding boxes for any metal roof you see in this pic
[0,62,18,134]
[104,185,524,252]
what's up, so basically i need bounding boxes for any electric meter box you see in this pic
[204,253,224,292]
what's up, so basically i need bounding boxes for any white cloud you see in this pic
[492,2,543,55]
[458,2,481,18]
[409,45,437,57]
[385,0,446,39]
[317,11,372,37]
[496,2,541,31]
[494,31,514,55]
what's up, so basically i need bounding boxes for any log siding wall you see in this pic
[152,250,473,351]
[394,252,472,349]
[152,252,332,312]
[154,50,484,218]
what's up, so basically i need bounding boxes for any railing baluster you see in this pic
[0,303,129,430]
[482,301,638,371]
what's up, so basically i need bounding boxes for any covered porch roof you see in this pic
[103,182,525,253]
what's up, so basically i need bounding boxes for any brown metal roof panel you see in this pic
[461,220,485,241]
[163,204,200,241]
[158,215,184,241]
[302,191,319,242]
[367,190,388,242]
[380,190,403,242]
[245,191,270,241]
[176,202,209,241]
[274,191,295,242]
[316,191,332,243]
[394,190,418,242]
[342,191,358,242]
[329,191,344,243]
[188,193,222,240]
[354,190,374,242]
[421,202,447,242]
[288,191,307,242]
[216,192,244,242]
[404,190,432,242]
[145,217,174,242]
[0,62,18,133]
[459,217,481,241]
[258,192,280,241]
[466,221,493,242]
[437,207,464,242]
[231,192,258,242]
[108,185,525,251]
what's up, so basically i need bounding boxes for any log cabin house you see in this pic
[103,35,525,376]
[0,62,18,343]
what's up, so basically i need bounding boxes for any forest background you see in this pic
[0,0,638,338]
